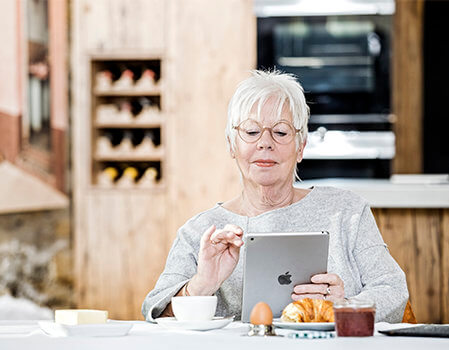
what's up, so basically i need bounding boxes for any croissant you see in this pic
[281,298,334,323]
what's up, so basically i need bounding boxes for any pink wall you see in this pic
[49,0,68,130]
[0,0,21,118]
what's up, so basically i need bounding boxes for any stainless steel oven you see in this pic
[256,0,395,179]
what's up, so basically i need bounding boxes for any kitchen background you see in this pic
[0,0,448,323]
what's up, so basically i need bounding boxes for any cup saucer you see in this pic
[155,316,234,331]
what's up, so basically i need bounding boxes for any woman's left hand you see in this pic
[292,273,345,303]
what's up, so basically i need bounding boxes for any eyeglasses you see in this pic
[233,119,301,145]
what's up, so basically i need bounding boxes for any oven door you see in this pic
[299,129,394,179]
[258,14,392,115]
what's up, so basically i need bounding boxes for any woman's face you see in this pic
[232,98,304,188]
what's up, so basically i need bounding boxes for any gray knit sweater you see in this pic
[142,186,408,323]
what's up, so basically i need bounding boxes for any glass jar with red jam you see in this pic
[333,299,376,337]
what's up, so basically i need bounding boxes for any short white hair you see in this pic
[225,70,310,180]
[226,69,309,152]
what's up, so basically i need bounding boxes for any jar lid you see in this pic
[333,298,376,309]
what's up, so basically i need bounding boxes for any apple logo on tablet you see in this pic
[278,272,292,285]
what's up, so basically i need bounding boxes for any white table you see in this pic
[0,321,448,350]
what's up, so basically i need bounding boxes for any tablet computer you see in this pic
[378,325,449,338]
[241,231,329,322]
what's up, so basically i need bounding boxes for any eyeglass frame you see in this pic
[232,118,302,144]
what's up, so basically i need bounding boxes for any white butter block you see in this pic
[55,309,108,325]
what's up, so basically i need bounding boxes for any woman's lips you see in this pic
[253,160,277,167]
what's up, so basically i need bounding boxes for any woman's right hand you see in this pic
[188,224,244,296]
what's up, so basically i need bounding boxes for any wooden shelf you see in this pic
[94,122,163,129]
[91,182,166,191]
[94,153,163,162]
[90,52,164,61]
[94,87,161,96]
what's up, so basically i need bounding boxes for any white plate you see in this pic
[155,316,234,331]
[38,320,133,337]
[273,318,335,331]
[0,321,39,335]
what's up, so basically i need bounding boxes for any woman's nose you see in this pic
[256,129,274,149]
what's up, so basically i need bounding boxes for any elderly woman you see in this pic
[142,70,408,322]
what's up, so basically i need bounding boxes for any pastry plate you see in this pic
[38,321,133,337]
[155,316,234,331]
[273,319,335,331]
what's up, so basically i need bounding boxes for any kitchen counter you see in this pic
[296,178,449,324]
[295,178,449,208]
[295,176,449,323]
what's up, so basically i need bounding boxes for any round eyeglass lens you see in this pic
[238,119,262,143]
[271,121,295,144]
[237,119,296,144]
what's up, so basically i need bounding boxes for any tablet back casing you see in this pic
[241,232,329,322]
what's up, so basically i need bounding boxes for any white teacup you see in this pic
[171,296,217,322]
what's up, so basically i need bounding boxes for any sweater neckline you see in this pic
[216,186,317,220]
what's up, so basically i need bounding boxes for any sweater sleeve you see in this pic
[351,204,409,322]
[141,223,200,322]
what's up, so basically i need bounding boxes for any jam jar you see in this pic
[333,299,376,337]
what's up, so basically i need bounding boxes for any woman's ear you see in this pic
[296,139,307,163]
[227,136,236,159]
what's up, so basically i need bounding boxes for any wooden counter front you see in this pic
[373,208,449,324]
[297,179,449,323]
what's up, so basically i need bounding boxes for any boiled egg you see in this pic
[250,302,273,325]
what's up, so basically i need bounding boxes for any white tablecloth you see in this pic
[0,321,448,350]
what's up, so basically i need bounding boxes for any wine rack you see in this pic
[90,57,164,189]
